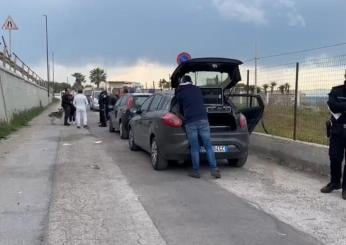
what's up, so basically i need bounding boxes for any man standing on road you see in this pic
[176,75,221,179]
[98,89,108,127]
[321,75,346,200]
[61,88,71,126]
[73,89,89,129]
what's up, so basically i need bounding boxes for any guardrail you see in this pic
[0,41,47,90]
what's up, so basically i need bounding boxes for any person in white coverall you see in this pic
[73,89,89,129]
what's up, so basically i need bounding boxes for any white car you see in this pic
[90,90,101,111]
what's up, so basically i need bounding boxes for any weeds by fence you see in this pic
[240,54,346,145]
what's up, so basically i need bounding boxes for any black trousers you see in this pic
[329,133,346,189]
[69,106,76,122]
[63,106,71,124]
[99,107,106,126]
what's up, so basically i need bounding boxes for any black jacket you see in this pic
[328,82,346,124]
[61,93,70,108]
[176,84,208,125]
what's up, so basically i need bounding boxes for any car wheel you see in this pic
[109,120,115,132]
[120,122,129,139]
[150,137,168,170]
[128,127,139,151]
[227,154,248,168]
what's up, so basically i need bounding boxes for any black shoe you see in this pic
[64,123,70,126]
[320,183,341,193]
[77,126,81,129]
[83,125,88,129]
[211,168,221,179]
[342,189,346,200]
[99,124,107,127]
[188,171,201,179]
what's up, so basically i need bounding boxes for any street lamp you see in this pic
[43,15,50,97]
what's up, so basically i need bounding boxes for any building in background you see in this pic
[107,81,143,92]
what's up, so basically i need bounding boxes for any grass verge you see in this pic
[0,98,58,139]
[256,105,330,145]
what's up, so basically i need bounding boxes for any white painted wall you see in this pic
[0,66,51,122]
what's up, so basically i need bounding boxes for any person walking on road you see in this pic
[61,88,71,126]
[321,75,346,200]
[73,89,89,129]
[176,75,221,179]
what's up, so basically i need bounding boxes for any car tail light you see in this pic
[240,114,247,129]
[162,113,182,128]
[127,96,135,109]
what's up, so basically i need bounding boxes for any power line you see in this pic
[244,41,346,63]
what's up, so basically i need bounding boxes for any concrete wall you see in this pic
[250,133,329,176]
[0,66,50,122]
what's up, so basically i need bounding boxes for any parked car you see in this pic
[128,58,264,170]
[109,93,152,139]
[90,90,101,111]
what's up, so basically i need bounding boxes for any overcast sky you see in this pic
[1,0,346,84]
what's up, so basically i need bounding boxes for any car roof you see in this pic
[130,93,152,96]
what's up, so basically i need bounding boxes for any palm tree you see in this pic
[270,81,277,94]
[71,72,86,90]
[89,68,107,88]
[278,85,285,94]
[262,84,269,94]
[72,72,86,83]
[284,83,290,94]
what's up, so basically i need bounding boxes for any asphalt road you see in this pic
[87,111,322,245]
[1,107,340,245]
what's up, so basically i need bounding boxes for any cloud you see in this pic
[212,0,267,24]
[32,59,175,87]
[278,0,306,27]
[212,0,306,27]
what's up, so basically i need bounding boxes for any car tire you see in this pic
[128,127,139,151]
[150,137,168,170]
[227,154,248,168]
[109,120,115,133]
[120,121,129,139]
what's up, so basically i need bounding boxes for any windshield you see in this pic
[135,96,150,105]
[184,71,231,87]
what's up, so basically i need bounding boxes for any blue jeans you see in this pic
[185,120,218,173]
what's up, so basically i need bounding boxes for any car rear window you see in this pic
[134,96,150,105]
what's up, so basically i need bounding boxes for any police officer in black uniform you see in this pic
[321,75,346,200]
[98,89,108,127]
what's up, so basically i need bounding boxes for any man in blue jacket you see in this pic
[176,75,221,179]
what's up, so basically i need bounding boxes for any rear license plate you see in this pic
[200,146,228,153]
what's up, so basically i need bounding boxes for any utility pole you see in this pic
[44,15,50,97]
[254,42,258,94]
[52,52,55,94]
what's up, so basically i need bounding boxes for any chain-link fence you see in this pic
[239,55,346,145]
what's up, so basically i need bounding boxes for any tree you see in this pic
[278,85,285,94]
[89,68,107,88]
[262,84,269,94]
[159,79,170,89]
[270,81,277,94]
[71,72,86,90]
[72,72,86,83]
[53,82,71,93]
[284,83,290,94]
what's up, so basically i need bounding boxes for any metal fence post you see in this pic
[293,62,299,140]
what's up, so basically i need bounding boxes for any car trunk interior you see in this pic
[207,113,237,131]
[170,93,237,131]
